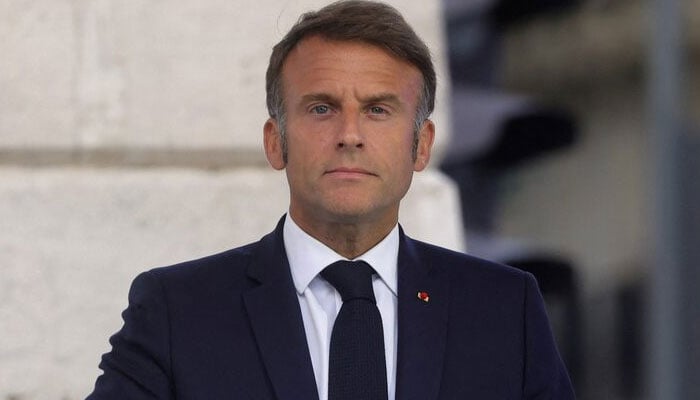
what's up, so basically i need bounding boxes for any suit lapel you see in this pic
[395,231,450,400]
[243,217,319,400]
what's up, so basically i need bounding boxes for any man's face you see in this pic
[264,36,434,230]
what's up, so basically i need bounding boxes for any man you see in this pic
[87,1,575,399]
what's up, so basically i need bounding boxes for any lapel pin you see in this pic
[417,291,430,303]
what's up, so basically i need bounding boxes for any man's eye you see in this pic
[369,106,386,114]
[311,105,330,114]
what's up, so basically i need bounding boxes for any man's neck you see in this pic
[288,212,397,259]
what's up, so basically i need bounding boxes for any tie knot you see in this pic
[321,260,377,303]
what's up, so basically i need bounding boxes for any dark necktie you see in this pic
[321,260,388,400]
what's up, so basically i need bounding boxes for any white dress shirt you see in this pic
[283,215,398,400]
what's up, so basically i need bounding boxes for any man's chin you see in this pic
[323,203,397,225]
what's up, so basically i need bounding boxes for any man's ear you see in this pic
[264,118,286,170]
[413,119,435,172]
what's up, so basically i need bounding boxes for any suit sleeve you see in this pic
[522,273,576,400]
[86,271,174,399]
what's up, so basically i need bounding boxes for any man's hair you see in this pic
[265,0,436,161]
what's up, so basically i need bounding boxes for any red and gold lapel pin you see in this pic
[417,291,430,303]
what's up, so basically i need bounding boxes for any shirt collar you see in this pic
[283,214,399,297]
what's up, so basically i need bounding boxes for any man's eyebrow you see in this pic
[300,93,338,104]
[360,93,403,108]
[299,92,404,108]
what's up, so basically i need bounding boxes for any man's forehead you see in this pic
[285,35,406,70]
[281,36,421,82]
[285,43,420,95]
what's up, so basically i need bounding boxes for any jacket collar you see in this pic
[395,228,449,400]
[243,216,320,400]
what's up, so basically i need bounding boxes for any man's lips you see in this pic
[324,167,377,177]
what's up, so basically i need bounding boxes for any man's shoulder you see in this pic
[147,218,285,281]
[141,236,270,291]
[154,241,256,275]
[405,236,530,283]
[404,236,538,308]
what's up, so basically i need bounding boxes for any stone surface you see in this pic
[0,1,76,147]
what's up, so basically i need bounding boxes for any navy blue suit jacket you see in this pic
[87,217,574,399]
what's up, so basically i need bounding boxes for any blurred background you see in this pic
[1,0,698,399]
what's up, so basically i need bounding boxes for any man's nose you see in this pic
[336,112,364,150]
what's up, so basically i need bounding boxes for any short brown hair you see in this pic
[266,0,436,160]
